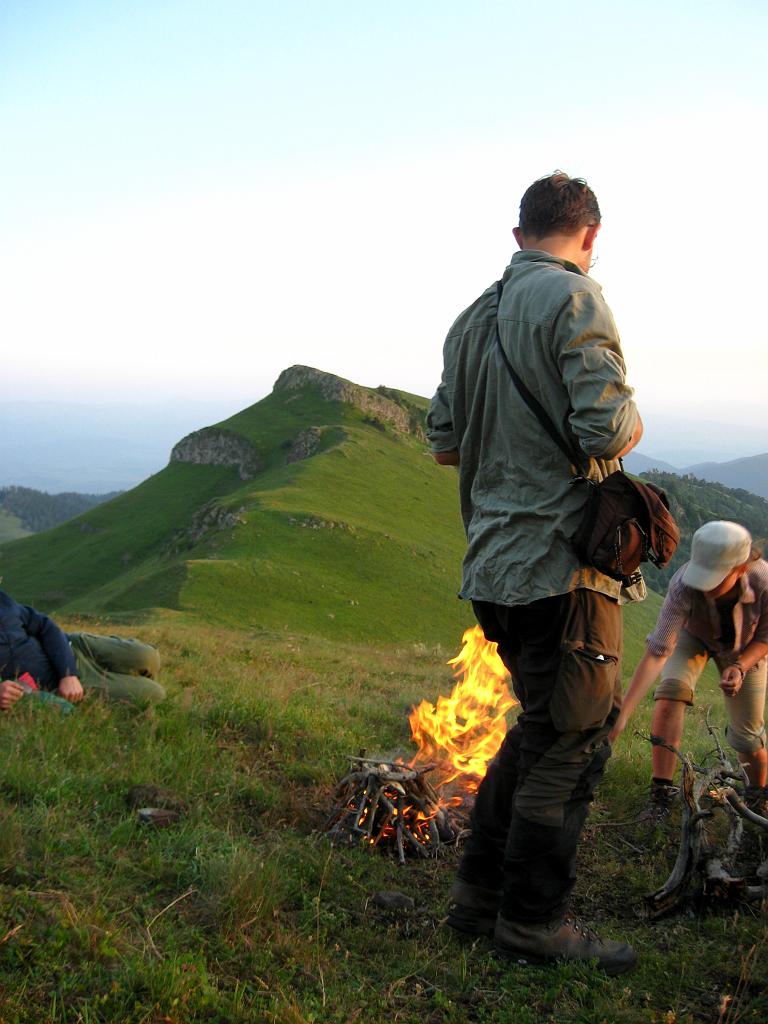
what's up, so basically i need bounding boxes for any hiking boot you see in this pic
[745,786,768,819]
[637,781,679,824]
[446,878,501,938]
[494,913,637,976]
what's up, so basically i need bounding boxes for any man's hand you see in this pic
[720,665,744,697]
[432,450,460,466]
[57,675,84,702]
[0,680,25,712]
[615,414,644,458]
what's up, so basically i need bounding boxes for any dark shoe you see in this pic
[638,781,679,824]
[446,878,501,938]
[494,913,636,976]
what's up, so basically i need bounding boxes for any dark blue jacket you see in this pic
[0,590,77,690]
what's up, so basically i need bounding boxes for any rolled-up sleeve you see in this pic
[426,379,458,454]
[554,290,639,460]
[646,573,691,657]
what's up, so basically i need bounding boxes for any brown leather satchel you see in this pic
[493,281,680,585]
[571,469,679,583]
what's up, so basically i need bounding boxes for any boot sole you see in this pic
[494,944,637,977]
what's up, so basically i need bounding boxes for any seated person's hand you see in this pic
[0,680,25,711]
[57,675,84,702]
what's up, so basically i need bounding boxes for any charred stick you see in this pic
[371,811,393,845]
[402,826,430,858]
[422,779,442,804]
[354,778,375,830]
[395,815,405,866]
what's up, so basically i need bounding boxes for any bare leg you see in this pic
[738,748,767,788]
[651,699,687,780]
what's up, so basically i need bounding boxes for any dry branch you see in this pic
[642,721,768,918]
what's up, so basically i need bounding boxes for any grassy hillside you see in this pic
[0,507,29,543]
[2,593,763,1024]
[0,371,474,647]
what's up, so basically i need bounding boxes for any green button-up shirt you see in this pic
[427,250,640,607]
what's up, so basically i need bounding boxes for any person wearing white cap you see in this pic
[610,521,768,816]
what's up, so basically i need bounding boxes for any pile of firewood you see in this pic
[646,716,768,917]
[325,756,459,864]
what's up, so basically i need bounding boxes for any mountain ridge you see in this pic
[0,366,471,647]
[625,449,768,498]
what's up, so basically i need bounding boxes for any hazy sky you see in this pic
[2,0,767,465]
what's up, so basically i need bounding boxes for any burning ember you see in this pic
[326,627,517,861]
[408,625,516,791]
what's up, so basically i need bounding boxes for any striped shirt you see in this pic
[646,560,768,661]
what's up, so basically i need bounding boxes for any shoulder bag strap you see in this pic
[493,280,590,475]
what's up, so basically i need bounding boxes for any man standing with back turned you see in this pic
[427,172,643,974]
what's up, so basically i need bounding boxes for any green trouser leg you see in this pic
[68,632,166,704]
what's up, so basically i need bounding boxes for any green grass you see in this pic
[0,508,30,543]
[1,376,766,1019]
[1,603,765,1024]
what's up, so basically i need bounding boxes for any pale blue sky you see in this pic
[2,0,767,464]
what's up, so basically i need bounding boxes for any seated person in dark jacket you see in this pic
[0,590,165,710]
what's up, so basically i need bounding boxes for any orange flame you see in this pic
[408,625,517,790]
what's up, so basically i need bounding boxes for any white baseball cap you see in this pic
[682,521,753,592]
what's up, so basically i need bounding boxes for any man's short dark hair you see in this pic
[519,172,601,238]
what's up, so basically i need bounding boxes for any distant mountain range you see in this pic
[624,450,768,499]
[0,486,120,543]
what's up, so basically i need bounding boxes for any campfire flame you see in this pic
[326,628,516,861]
[408,625,516,790]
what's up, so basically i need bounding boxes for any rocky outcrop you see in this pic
[165,500,246,554]
[170,427,263,480]
[286,427,322,464]
[274,365,425,439]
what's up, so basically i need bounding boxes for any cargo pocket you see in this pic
[551,640,618,733]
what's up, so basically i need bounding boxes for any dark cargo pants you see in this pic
[457,589,622,923]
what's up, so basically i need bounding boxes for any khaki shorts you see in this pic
[654,628,767,753]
